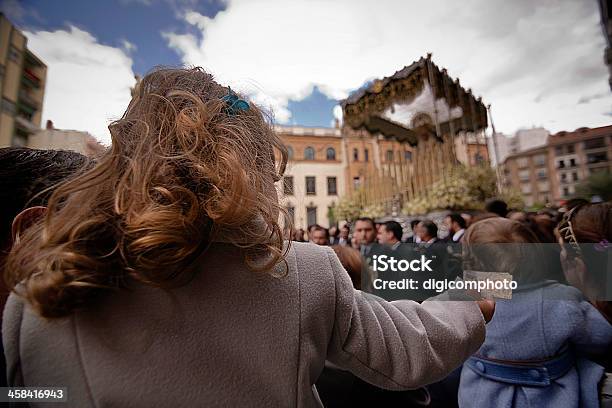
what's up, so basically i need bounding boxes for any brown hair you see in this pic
[570,202,612,243]
[567,202,612,322]
[463,217,545,284]
[331,245,362,289]
[5,67,288,318]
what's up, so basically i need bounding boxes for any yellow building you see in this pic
[0,13,47,147]
[276,125,345,230]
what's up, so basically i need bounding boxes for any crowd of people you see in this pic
[0,67,609,407]
[290,199,612,407]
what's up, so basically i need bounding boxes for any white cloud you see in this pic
[164,0,611,133]
[25,26,136,144]
[121,38,137,53]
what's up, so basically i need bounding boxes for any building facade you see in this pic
[276,125,345,230]
[502,125,612,206]
[0,13,47,147]
[489,127,549,166]
[27,120,106,157]
[503,146,552,207]
[548,125,612,202]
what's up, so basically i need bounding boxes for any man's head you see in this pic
[0,147,91,255]
[417,220,438,242]
[444,213,467,235]
[339,225,350,239]
[410,219,421,232]
[310,225,329,245]
[353,217,376,245]
[379,221,402,245]
[485,199,509,218]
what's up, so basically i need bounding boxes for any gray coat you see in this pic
[3,242,485,407]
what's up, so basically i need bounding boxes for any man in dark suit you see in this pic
[354,217,380,256]
[443,213,467,243]
[404,219,421,243]
[412,220,450,301]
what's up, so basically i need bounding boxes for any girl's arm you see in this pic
[323,247,486,390]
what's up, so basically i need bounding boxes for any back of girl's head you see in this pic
[463,217,545,284]
[6,67,288,318]
[570,202,612,243]
[567,202,612,320]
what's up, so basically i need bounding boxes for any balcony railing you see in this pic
[21,68,41,88]
[18,90,39,110]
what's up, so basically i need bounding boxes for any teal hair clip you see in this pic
[221,87,250,116]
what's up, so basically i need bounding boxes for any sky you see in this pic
[2,0,611,144]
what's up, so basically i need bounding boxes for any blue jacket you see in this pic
[459,281,612,408]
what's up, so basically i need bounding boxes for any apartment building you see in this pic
[503,146,552,207]
[489,127,549,166]
[548,125,612,201]
[503,125,612,206]
[0,13,47,147]
[276,125,345,230]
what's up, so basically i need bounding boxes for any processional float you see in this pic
[340,54,490,215]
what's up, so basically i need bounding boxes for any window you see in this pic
[587,152,607,164]
[534,154,546,167]
[306,206,317,227]
[353,148,359,161]
[566,144,575,154]
[386,149,394,162]
[569,158,576,167]
[555,146,564,156]
[353,176,361,190]
[517,157,528,168]
[572,172,578,182]
[364,148,369,162]
[1,98,16,115]
[561,173,567,182]
[584,138,605,150]
[474,153,485,164]
[536,169,547,180]
[562,187,569,197]
[8,46,20,63]
[537,181,549,192]
[404,150,412,161]
[519,169,530,181]
[521,184,532,194]
[558,160,565,168]
[327,177,337,195]
[306,176,316,195]
[283,176,294,195]
[286,146,294,160]
[326,147,336,161]
[304,146,315,160]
